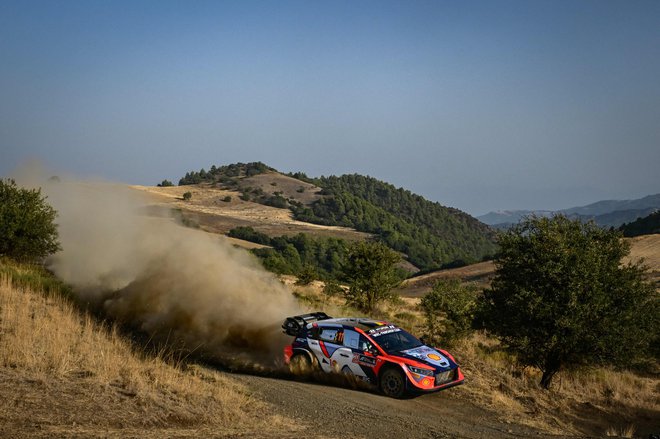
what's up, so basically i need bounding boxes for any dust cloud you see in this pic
[15,168,303,367]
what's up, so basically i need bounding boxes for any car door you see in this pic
[335,329,369,377]
[308,325,343,373]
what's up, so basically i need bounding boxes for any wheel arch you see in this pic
[292,347,316,365]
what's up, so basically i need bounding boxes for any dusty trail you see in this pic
[233,373,583,439]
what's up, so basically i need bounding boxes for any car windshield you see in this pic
[371,328,423,354]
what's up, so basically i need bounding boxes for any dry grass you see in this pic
[131,183,369,243]
[606,424,636,437]
[450,332,659,436]
[0,270,294,437]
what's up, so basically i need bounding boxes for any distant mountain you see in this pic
[177,163,497,271]
[561,194,660,217]
[477,210,553,226]
[478,194,660,229]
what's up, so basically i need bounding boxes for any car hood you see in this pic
[397,345,456,371]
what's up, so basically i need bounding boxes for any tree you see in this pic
[477,215,658,389]
[182,192,192,201]
[295,264,317,286]
[421,279,477,347]
[343,240,401,313]
[157,179,174,187]
[0,179,60,262]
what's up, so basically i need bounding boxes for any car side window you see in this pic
[343,329,360,349]
[319,328,343,344]
[359,335,376,353]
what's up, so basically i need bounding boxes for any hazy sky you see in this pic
[1,1,659,215]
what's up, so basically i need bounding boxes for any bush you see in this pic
[295,265,317,285]
[157,180,174,187]
[420,279,477,347]
[322,280,344,297]
[182,192,192,201]
[0,179,61,262]
[222,196,232,202]
[343,241,401,312]
[228,227,271,246]
[476,215,658,389]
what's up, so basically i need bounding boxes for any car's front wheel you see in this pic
[380,367,407,398]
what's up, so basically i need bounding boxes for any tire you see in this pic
[341,365,353,375]
[289,352,313,375]
[379,367,407,398]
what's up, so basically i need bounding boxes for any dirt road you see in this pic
[233,373,581,439]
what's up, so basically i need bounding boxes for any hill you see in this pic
[479,193,660,228]
[0,260,295,437]
[176,163,497,271]
[619,210,660,237]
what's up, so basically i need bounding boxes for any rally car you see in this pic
[282,312,464,398]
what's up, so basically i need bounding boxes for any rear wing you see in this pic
[282,312,332,336]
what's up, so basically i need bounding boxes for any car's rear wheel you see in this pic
[341,365,353,375]
[380,367,406,398]
[289,353,314,375]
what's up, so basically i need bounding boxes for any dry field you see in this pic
[0,267,299,438]
[132,183,370,245]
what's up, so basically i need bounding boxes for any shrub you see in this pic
[182,192,192,201]
[222,196,232,202]
[343,241,401,312]
[420,279,477,347]
[157,180,174,187]
[295,265,317,286]
[0,179,61,262]
[322,280,344,297]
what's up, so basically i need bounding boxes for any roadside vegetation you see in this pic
[0,179,294,436]
[478,215,658,388]
[287,215,659,435]
[0,259,290,436]
[0,178,60,262]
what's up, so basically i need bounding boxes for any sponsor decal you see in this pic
[401,346,450,368]
[368,325,400,337]
[352,353,376,367]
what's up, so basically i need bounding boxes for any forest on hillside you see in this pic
[619,210,660,237]
[177,163,497,270]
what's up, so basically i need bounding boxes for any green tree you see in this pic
[421,279,477,347]
[343,241,401,313]
[477,215,658,389]
[157,179,174,187]
[295,264,317,286]
[0,179,61,262]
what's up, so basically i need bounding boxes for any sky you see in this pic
[1,0,659,216]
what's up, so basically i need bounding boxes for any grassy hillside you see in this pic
[177,163,497,270]
[0,259,292,437]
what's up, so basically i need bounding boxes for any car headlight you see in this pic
[407,365,434,376]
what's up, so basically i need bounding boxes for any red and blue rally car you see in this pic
[282,312,464,398]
